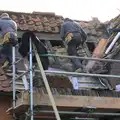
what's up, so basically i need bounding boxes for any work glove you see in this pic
[65,33,73,41]
[64,33,73,46]
[9,38,18,46]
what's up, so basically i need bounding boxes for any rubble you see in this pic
[82,13,120,90]
[105,14,120,89]
[48,14,120,90]
[79,17,109,43]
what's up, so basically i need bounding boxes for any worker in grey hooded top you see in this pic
[60,18,87,72]
[0,13,17,68]
[0,13,17,40]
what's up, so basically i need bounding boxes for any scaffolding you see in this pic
[9,36,120,120]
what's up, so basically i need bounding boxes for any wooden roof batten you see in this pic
[7,89,120,118]
[17,31,62,41]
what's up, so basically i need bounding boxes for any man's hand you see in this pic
[9,38,18,46]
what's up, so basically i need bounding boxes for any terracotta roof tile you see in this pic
[0,75,7,80]
[0,10,64,33]
[0,67,12,92]
[0,68,5,75]
[2,80,10,87]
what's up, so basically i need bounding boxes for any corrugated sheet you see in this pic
[78,77,107,90]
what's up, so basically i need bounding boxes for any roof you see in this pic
[0,10,64,33]
[0,10,118,92]
[0,10,108,39]
[0,67,12,92]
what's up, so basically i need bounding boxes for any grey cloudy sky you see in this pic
[0,0,120,22]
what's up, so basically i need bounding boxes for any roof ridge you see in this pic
[0,10,61,17]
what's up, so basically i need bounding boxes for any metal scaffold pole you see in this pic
[45,70,120,79]
[12,46,16,108]
[29,37,34,120]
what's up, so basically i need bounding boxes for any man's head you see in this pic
[0,13,10,19]
[64,18,73,22]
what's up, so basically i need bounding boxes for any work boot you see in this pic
[75,65,88,73]
[75,64,87,73]
[5,66,18,77]
[2,60,10,69]
[71,58,84,71]
[75,67,82,73]
[60,63,74,72]
[2,59,17,70]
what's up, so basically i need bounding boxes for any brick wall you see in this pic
[0,96,12,120]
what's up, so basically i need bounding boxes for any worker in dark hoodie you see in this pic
[0,13,17,68]
[60,18,87,72]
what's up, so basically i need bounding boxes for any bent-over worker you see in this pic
[60,18,87,72]
[0,13,17,68]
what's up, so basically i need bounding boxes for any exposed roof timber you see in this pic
[17,31,62,41]
[7,94,120,116]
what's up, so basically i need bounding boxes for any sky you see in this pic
[0,0,120,22]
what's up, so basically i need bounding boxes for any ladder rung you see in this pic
[15,87,25,90]
[15,82,24,85]
[10,81,24,85]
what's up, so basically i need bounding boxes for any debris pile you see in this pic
[109,14,120,29]
[105,14,120,89]
[79,17,109,43]
[48,14,120,90]
[82,13,120,90]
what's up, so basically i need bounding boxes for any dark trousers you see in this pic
[1,43,12,64]
[0,36,17,65]
[67,36,83,70]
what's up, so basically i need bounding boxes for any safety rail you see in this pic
[40,54,120,63]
